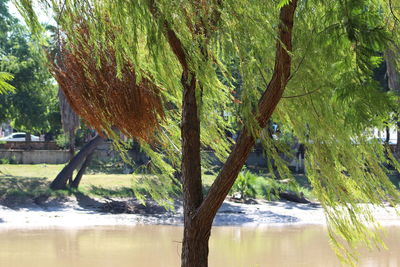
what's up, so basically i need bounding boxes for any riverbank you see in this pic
[1,164,399,229]
[0,195,399,229]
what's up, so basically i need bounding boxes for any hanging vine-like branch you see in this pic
[51,21,165,142]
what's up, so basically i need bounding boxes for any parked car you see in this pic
[0,132,40,142]
[366,137,397,145]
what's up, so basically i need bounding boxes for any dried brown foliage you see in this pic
[51,25,164,141]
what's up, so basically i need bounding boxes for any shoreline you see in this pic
[1,196,399,229]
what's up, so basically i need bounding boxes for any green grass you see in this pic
[0,164,135,199]
[0,164,317,202]
[2,164,398,206]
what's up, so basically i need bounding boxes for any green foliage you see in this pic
[277,0,292,9]
[230,169,257,199]
[0,156,17,164]
[54,132,69,149]
[56,124,97,149]
[16,0,400,265]
[0,72,15,94]
[230,170,312,201]
[0,158,10,164]
[130,143,180,209]
[0,0,59,134]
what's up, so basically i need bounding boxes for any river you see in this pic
[0,225,399,267]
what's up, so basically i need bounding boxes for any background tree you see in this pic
[18,0,400,266]
[46,24,80,155]
[50,134,105,189]
[0,0,59,138]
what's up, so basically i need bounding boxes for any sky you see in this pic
[8,1,54,26]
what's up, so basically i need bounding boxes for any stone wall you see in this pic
[0,141,59,150]
[0,150,70,164]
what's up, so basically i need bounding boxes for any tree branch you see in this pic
[195,0,298,228]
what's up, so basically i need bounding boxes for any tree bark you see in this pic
[153,4,207,265]
[181,220,210,267]
[180,69,205,266]
[385,126,390,144]
[163,17,206,267]
[70,150,94,188]
[66,129,76,185]
[50,134,105,190]
[68,129,75,158]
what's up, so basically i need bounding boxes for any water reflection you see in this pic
[0,225,398,267]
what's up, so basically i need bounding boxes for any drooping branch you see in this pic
[148,3,211,265]
[51,22,165,142]
[149,0,205,204]
[196,0,298,227]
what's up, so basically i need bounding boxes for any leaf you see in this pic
[277,0,291,9]
[0,72,15,94]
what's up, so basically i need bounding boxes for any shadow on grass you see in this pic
[0,174,57,207]
[85,185,135,198]
[0,174,135,209]
[0,175,50,197]
[0,173,135,197]
[87,159,129,175]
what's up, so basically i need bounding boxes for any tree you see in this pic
[18,0,400,266]
[50,134,105,189]
[46,24,80,157]
[0,0,59,137]
[44,23,84,187]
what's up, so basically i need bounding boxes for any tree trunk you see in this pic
[66,129,76,185]
[385,126,390,144]
[50,134,105,190]
[155,5,209,265]
[68,129,75,158]
[70,150,94,188]
[180,69,206,267]
[181,220,210,267]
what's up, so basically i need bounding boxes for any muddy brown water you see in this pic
[0,225,399,267]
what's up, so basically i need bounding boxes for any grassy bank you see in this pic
[0,164,136,201]
[0,164,315,205]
